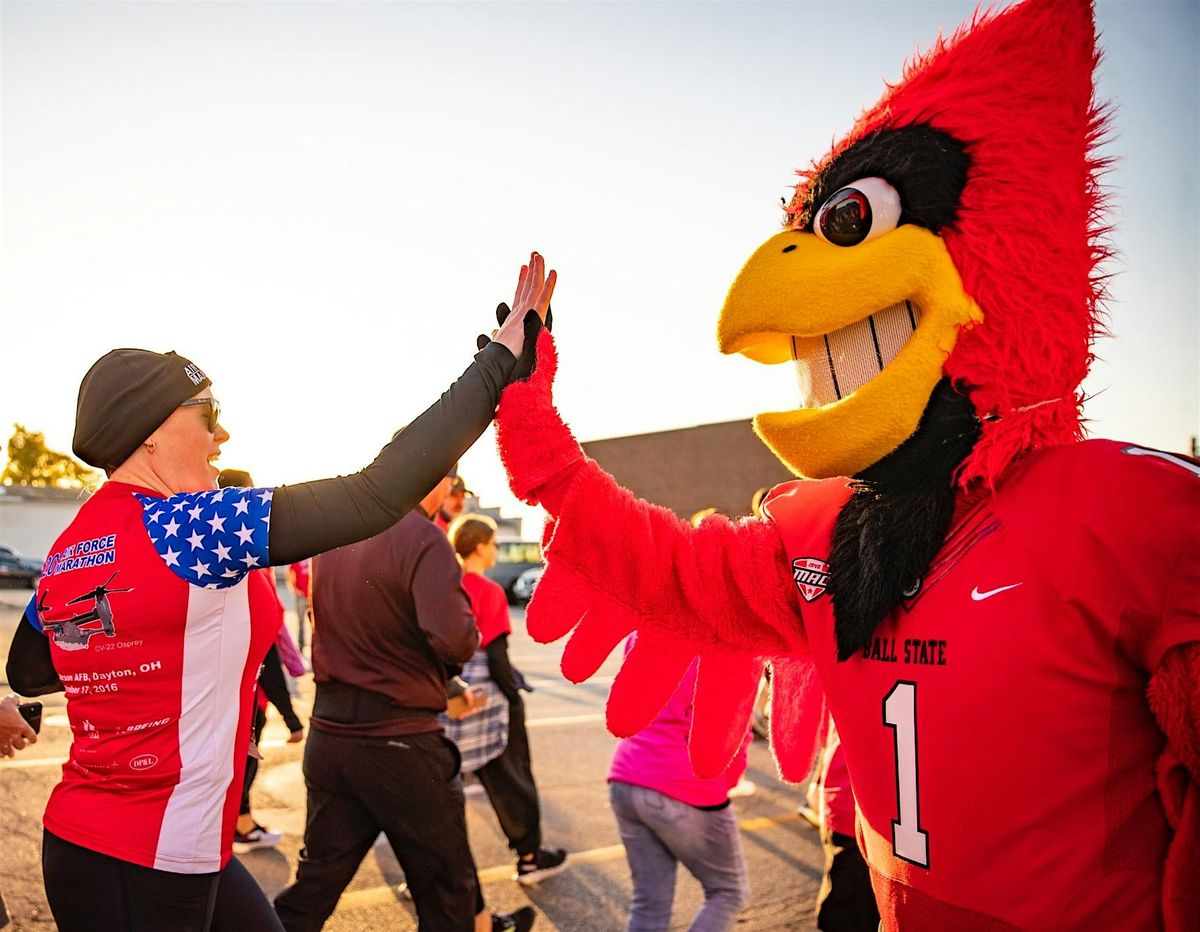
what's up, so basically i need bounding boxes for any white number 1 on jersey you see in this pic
[883,681,929,867]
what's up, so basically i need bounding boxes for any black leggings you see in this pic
[241,706,270,816]
[475,694,542,855]
[43,830,283,932]
[259,646,303,733]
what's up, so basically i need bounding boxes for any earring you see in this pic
[144,440,157,454]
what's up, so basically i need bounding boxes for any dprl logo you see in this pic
[792,557,830,602]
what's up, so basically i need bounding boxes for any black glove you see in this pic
[476,303,553,384]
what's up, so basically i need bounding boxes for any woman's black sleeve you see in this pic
[268,341,516,565]
[6,621,64,697]
[484,634,523,703]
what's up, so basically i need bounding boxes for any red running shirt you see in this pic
[763,441,1200,930]
[28,481,278,873]
[462,572,512,647]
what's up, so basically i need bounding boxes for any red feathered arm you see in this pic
[496,331,819,776]
[1148,642,1200,932]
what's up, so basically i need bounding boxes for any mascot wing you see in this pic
[497,330,824,778]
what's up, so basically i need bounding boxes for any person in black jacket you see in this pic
[273,475,535,932]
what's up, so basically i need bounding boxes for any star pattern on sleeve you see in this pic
[137,488,274,589]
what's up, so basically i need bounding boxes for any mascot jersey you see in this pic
[498,337,1200,927]
[490,0,1200,928]
[26,481,276,873]
[764,441,1199,929]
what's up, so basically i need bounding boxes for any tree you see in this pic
[1,424,98,488]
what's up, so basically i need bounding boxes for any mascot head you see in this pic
[718,0,1107,486]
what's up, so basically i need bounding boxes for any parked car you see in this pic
[485,540,543,605]
[510,566,543,604]
[0,544,42,589]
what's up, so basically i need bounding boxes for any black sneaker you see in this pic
[492,905,536,932]
[513,848,568,886]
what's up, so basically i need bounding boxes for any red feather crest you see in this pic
[789,0,1109,487]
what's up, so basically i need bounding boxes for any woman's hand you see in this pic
[492,252,556,359]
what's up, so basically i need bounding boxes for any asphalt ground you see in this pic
[0,585,823,931]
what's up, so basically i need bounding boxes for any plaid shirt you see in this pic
[440,651,509,773]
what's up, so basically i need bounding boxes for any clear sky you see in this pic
[2,0,1196,534]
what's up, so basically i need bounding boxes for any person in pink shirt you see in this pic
[608,640,751,932]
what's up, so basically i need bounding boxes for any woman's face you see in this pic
[147,388,230,493]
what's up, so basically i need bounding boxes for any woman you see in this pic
[215,467,306,856]
[608,641,752,932]
[439,516,510,778]
[446,515,567,885]
[6,255,555,932]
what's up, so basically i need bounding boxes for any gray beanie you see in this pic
[73,348,211,471]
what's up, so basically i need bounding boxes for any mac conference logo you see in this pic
[792,557,830,602]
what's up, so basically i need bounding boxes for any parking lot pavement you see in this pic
[0,591,822,931]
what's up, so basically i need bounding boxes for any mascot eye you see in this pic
[813,177,901,247]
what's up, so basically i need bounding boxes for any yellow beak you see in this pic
[718,227,982,478]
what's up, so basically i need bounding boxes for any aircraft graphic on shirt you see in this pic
[38,572,133,651]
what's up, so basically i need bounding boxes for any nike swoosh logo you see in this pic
[971,583,1022,601]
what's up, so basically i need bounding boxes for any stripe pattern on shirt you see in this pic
[153,582,252,872]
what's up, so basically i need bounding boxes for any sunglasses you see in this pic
[178,397,221,432]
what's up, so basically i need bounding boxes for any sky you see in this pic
[2,0,1196,536]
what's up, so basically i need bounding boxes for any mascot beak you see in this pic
[717,226,982,479]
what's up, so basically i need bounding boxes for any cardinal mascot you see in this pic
[493,0,1200,927]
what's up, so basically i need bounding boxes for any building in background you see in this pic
[582,419,794,520]
[0,484,92,562]
[463,498,523,542]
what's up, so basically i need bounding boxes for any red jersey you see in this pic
[764,441,1200,930]
[287,560,310,598]
[462,571,511,647]
[29,481,277,873]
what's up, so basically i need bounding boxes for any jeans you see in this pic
[609,781,749,932]
[294,595,308,652]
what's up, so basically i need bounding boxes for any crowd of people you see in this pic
[1,254,876,932]
[4,255,556,931]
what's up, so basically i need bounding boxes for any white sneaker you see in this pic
[728,778,757,799]
[232,823,282,854]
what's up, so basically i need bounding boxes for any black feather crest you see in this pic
[828,379,981,661]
